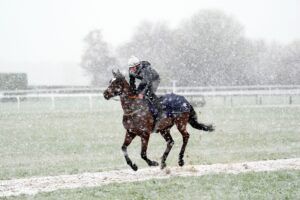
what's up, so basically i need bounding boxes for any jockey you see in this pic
[128,56,162,132]
[128,56,160,101]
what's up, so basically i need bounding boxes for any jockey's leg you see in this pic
[152,79,160,93]
[152,98,163,132]
[146,79,163,132]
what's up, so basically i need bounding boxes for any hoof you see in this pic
[207,124,215,132]
[131,163,138,171]
[178,160,184,167]
[150,161,159,166]
[160,162,167,169]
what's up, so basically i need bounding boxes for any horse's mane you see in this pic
[114,71,135,97]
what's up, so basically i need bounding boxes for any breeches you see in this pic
[145,79,160,101]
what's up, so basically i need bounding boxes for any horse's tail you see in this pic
[188,105,214,132]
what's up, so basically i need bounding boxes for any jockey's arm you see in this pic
[129,74,137,93]
[136,80,148,95]
[137,69,151,95]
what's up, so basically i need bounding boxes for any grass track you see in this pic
[0,103,300,180]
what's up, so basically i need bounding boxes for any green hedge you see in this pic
[0,73,28,90]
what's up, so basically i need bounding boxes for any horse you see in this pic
[103,70,214,171]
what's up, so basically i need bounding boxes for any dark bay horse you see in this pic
[103,70,214,171]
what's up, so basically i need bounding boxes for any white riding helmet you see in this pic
[128,56,140,67]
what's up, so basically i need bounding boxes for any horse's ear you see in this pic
[112,70,117,77]
[116,69,125,79]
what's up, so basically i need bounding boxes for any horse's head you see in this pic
[103,70,127,100]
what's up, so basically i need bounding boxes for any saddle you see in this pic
[146,93,191,120]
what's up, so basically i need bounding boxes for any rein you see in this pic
[128,95,140,99]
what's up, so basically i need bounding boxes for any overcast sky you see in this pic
[0,0,299,85]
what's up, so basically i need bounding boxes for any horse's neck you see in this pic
[120,96,140,113]
[120,82,146,113]
[123,81,135,97]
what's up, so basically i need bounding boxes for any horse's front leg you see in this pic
[140,132,159,167]
[121,130,137,171]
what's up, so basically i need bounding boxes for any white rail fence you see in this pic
[1,85,300,111]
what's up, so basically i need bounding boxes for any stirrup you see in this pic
[153,123,160,133]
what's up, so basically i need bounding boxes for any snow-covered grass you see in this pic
[4,170,300,200]
[0,100,299,180]
[0,158,298,197]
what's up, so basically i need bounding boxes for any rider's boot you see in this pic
[152,97,163,133]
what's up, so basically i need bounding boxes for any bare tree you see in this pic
[279,40,300,84]
[81,29,118,86]
[118,10,257,86]
[118,21,175,85]
[91,10,299,87]
[173,10,253,86]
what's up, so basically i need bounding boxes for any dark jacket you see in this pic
[129,61,160,95]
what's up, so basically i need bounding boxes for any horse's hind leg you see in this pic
[160,128,174,169]
[141,133,159,167]
[122,130,137,171]
[175,113,190,167]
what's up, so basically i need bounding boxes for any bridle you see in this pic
[128,96,140,99]
[107,77,144,115]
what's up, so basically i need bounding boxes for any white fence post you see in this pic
[51,95,55,110]
[172,80,177,93]
[17,97,20,111]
